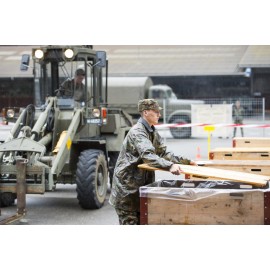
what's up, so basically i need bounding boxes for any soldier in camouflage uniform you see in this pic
[233,100,245,137]
[109,99,196,225]
[56,68,85,102]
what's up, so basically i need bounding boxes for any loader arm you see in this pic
[51,109,82,176]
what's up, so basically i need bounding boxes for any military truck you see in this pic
[107,77,204,138]
[0,46,132,209]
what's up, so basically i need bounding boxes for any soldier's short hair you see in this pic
[138,99,162,112]
[75,68,85,76]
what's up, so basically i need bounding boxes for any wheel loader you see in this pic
[0,45,132,210]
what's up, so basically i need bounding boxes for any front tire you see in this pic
[76,150,108,209]
[169,117,191,139]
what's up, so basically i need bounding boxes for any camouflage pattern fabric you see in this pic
[109,117,191,218]
[115,208,140,225]
[57,78,85,102]
[233,106,245,123]
[138,98,163,112]
[233,105,245,137]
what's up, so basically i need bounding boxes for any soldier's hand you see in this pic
[189,160,198,166]
[169,164,182,175]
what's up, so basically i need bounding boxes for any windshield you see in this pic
[169,91,178,100]
[35,60,90,105]
[33,48,107,108]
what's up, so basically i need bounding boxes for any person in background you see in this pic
[109,98,196,225]
[233,100,245,137]
[56,68,85,102]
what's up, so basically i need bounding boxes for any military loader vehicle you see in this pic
[0,46,132,210]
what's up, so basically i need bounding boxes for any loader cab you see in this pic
[23,46,108,109]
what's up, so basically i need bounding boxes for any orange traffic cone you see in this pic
[196,146,201,160]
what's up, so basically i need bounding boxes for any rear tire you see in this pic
[76,150,108,209]
[0,192,16,207]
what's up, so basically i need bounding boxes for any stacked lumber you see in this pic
[196,160,270,177]
[233,137,270,148]
[197,137,270,180]
[209,147,270,160]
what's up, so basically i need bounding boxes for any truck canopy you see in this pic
[107,77,153,103]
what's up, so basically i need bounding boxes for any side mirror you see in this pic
[96,51,106,67]
[20,54,30,71]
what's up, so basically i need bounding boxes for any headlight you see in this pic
[64,49,74,59]
[92,108,100,117]
[6,109,15,118]
[34,49,44,59]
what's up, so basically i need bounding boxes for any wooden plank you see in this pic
[209,147,270,160]
[211,147,270,152]
[138,163,269,187]
[233,137,270,148]
[197,160,270,177]
[197,160,270,166]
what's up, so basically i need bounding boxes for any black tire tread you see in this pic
[76,150,107,209]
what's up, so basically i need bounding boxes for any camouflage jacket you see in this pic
[57,78,85,102]
[109,117,191,212]
[233,106,245,123]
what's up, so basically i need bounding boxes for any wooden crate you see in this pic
[140,180,270,225]
[193,160,270,177]
[233,137,270,148]
[209,147,270,160]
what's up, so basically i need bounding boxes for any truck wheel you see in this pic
[76,150,108,209]
[0,192,16,207]
[169,118,191,139]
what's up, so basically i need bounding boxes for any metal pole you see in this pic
[263,97,265,137]
[163,99,166,144]
[16,158,27,216]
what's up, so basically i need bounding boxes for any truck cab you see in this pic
[149,84,177,100]
[148,84,204,138]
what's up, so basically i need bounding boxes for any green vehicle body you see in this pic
[0,46,132,209]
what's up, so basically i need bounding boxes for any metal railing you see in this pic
[160,98,267,139]
[203,97,265,121]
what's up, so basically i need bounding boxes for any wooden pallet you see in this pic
[233,137,270,148]
[209,147,270,160]
[138,163,269,187]
[190,160,270,180]
[140,184,267,225]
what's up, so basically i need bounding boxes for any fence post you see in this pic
[263,97,265,137]
[163,99,166,143]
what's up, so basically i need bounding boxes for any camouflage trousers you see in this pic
[115,208,140,225]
